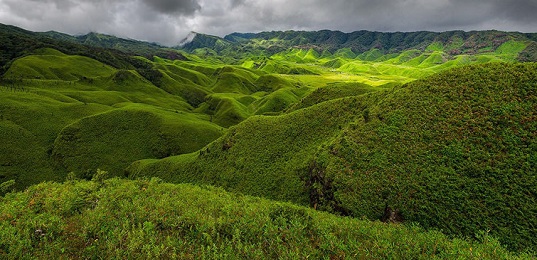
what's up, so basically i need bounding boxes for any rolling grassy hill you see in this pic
[0,48,227,189]
[128,62,537,251]
[1,23,536,255]
[0,45,364,189]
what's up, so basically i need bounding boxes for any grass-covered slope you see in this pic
[0,49,228,189]
[127,95,367,203]
[1,24,536,256]
[4,48,115,81]
[2,46,350,189]
[0,177,526,259]
[0,89,112,190]
[286,81,383,112]
[52,105,223,177]
[128,62,537,251]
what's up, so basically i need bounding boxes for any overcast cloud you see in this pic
[0,0,536,46]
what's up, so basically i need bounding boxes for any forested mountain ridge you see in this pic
[181,29,537,61]
[0,23,183,74]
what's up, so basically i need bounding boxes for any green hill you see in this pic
[1,23,536,255]
[4,48,116,81]
[52,104,223,177]
[0,48,225,190]
[0,45,364,190]
[0,23,156,74]
[0,177,526,259]
[128,62,537,251]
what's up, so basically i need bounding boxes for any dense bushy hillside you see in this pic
[129,62,537,251]
[0,177,526,259]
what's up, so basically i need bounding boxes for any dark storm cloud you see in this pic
[490,0,537,23]
[141,0,201,15]
[0,0,536,46]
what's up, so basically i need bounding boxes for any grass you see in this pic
[287,81,383,112]
[52,104,224,177]
[4,48,115,81]
[1,33,536,256]
[128,62,537,252]
[356,48,384,61]
[211,72,258,94]
[0,88,112,190]
[195,93,252,127]
[252,87,310,115]
[0,177,527,259]
[127,95,363,204]
[0,49,227,189]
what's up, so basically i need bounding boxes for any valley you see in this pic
[0,23,536,257]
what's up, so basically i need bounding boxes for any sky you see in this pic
[0,0,536,46]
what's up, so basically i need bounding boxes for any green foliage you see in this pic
[91,169,109,184]
[357,48,385,61]
[0,178,527,258]
[0,180,15,195]
[2,23,537,256]
[518,42,537,62]
[127,95,373,204]
[0,23,154,73]
[51,104,223,177]
[313,62,537,251]
[181,29,537,63]
[426,42,444,52]
[4,49,116,81]
[130,62,537,252]
[0,49,222,189]
[287,81,380,112]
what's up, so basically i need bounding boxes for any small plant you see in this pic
[0,179,15,194]
[65,172,77,182]
[91,169,109,184]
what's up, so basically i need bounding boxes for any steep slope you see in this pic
[0,89,111,190]
[128,62,537,251]
[0,178,525,258]
[179,32,233,52]
[311,62,537,251]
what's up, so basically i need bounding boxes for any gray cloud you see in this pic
[141,0,200,15]
[0,0,536,46]
[491,0,537,23]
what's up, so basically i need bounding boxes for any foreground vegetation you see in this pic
[0,177,529,259]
